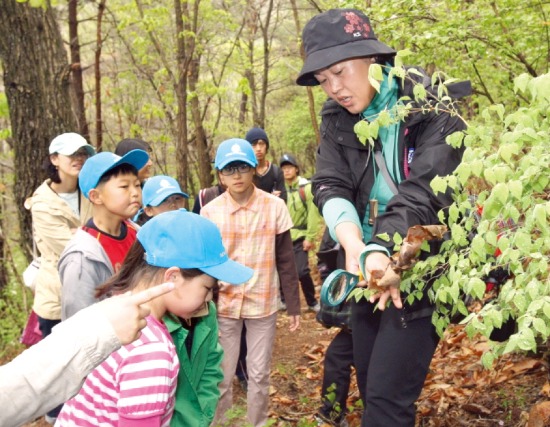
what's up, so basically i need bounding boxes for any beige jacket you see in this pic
[0,303,120,426]
[26,180,92,320]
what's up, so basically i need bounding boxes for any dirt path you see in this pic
[20,304,549,427]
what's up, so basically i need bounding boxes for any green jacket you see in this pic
[165,302,223,427]
[285,176,324,243]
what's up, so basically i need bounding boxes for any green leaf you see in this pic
[499,143,519,163]
[508,180,523,200]
[485,230,498,247]
[532,318,547,337]
[368,64,383,93]
[430,176,448,195]
[413,83,427,101]
[489,104,505,121]
[392,233,403,245]
[377,110,392,127]
[471,235,487,259]
[396,49,414,58]
[376,233,390,242]
[481,351,495,369]
[516,329,536,352]
[532,204,547,231]
[514,231,532,252]
[543,301,550,319]
[492,183,509,205]
[514,73,531,93]
[469,277,487,299]
[354,120,370,146]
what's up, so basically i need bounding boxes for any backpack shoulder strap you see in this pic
[298,185,307,205]
[201,186,221,207]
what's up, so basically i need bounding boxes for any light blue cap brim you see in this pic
[79,149,149,198]
[200,258,254,285]
[147,190,189,207]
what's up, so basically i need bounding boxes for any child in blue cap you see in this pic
[58,150,149,321]
[56,209,253,427]
[134,175,189,225]
[202,138,301,427]
[135,175,224,427]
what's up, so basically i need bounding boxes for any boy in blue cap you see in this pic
[59,150,149,320]
[201,138,301,427]
[134,175,189,225]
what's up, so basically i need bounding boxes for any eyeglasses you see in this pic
[220,164,252,176]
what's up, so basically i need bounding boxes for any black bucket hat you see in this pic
[296,9,396,86]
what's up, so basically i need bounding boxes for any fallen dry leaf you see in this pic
[373,224,448,288]
[462,402,492,415]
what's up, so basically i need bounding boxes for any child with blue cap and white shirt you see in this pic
[133,175,189,225]
[56,209,253,427]
[201,138,301,427]
[58,149,149,321]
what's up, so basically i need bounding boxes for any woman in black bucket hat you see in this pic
[297,8,471,427]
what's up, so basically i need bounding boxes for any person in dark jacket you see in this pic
[245,127,287,202]
[297,9,470,427]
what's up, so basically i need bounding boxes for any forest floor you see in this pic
[17,295,550,427]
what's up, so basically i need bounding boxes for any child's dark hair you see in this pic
[96,239,203,298]
[97,163,139,186]
[42,155,61,183]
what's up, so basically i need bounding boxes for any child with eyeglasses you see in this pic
[201,138,301,427]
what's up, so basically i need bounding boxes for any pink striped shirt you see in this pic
[56,315,179,427]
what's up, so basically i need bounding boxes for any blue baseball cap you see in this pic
[214,138,258,170]
[142,175,189,207]
[137,209,253,285]
[79,149,149,199]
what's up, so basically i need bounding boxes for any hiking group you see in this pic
[0,7,472,427]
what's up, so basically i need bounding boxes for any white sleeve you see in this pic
[0,304,121,426]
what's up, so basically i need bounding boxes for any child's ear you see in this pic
[50,154,59,166]
[144,206,154,217]
[164,266,181,283]
[88,188,103,205]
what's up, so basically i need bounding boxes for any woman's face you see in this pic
[50,148,90,181]
[314,57,377,115]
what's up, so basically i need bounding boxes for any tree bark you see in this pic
[0,0,76,259]
[187,1,212,189]
[174,0,190,206]
[68,0,89,139]
[95,0,107,151]
[290,0,320,144]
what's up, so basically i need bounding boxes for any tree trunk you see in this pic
[0,0,76,259]
[290,0,320,144]
[258,0,274,129]
[95,0,107,151]
[185,0,212,189]
[68,0,89,139]
[174,0,190,207]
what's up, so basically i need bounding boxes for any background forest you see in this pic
[0,0,548,392]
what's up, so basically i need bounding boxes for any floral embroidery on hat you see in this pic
[343,11,371,38]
